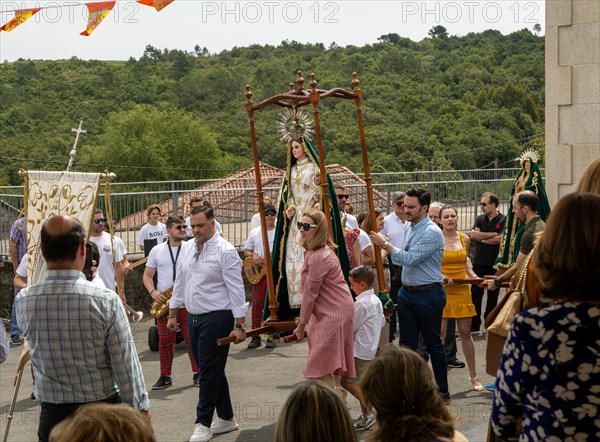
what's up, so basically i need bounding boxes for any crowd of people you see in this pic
[3,151,599,442]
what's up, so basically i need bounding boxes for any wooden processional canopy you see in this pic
[246,71,386,321]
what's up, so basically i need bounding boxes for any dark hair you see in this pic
[190,204,214,220]
[439,205,457,220]
[166,215,184,229]
[535,193,600,302]
[41,216,86,262]
[517,191,539,212]
[83,242,100,282]
[362,208,385,234]
[482,192,499,207]
[189,196,203,207]
[356,212,367,227]
[348,265,375,287]
[202,200,213,209]
[405,187,431,208]
[275,380,357,442]
[361,346,455,442]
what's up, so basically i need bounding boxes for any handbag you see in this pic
[484,250,533,376]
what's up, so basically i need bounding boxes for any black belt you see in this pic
[404,283,439,292]
[41,392,121,407]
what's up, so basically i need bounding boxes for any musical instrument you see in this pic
[123,301,144,322]
[124,257,148,276]
[243,257,266,285]
[150,287,173,319]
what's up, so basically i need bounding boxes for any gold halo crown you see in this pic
[519,148,539,165]
[278,108,314,143]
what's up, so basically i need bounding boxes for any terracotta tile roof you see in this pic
[115,163,387,229]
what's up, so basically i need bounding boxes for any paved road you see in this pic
[0,315,495,442]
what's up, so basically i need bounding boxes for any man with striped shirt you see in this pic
[15,215,150,442]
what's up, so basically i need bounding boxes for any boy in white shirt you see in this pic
[342,265,385,431]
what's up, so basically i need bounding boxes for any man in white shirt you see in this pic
[342,266,385,431]
[89,209,125,301]
[250,196,272,229]
[168,205,248,442]
[380,191,407,342]
[244,203,277,349]
[144,215,198,390]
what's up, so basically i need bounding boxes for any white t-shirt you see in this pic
[344,213,359,230]
[353,289,385,360]
[357,228,372,252]
[244,226,276,259]
[89,232,123,291]
[90,276,107,289]
[381,213,407,250]
[146,240,184,292]
[185,216,222,238]
[138,223,168,247]
[113,236,127,258]
[250,213,261,230]
[16,254,27,280]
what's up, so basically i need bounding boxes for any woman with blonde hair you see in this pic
[275,380,357,442]
[292,208,355,388]
[491,193,600,440]
[361,346,466,442]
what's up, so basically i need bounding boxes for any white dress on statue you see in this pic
[286,157,319,307]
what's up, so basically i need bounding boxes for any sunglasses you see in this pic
[297,222,317,232]
[173,225,188,231]
[337,194,349,200]
[480,202,489,207]
[265,211,276,216]
[94,218,107,224]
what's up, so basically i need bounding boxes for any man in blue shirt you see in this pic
[370,187,449,401]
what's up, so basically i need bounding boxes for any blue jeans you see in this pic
[188,310,235,427]
[397,284,449,394]
[11,289,21,337]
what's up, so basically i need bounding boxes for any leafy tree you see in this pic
[428,25,448,39]
[77,104,223,182]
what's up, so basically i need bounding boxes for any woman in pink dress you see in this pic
[293,208,356,388]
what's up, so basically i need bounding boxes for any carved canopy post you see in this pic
[243,70,386,328]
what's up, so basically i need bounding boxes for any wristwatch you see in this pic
[235,323,248,331]
[493,278,501,287]
[380,241,389,249]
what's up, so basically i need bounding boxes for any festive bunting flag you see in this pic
[137,0,174,12]
[0,8,41,32]
[80,1,115,36]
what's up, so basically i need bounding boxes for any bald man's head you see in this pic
[41,215,86,263]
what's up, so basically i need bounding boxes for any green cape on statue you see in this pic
[495,155,550,269]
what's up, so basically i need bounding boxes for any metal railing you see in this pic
[0,168,531,256]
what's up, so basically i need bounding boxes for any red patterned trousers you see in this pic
[251,276,268,329]
[158,309,198,376]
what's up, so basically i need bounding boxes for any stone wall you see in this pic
[0,253,252,323]
[545,0,600,204]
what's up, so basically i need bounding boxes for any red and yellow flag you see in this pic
[80,1,115,36]
[137,0,174,12]
[0,8,41,32]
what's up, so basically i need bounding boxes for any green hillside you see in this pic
[0,27,544,185]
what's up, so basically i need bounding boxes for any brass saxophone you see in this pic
[150,287,173,319]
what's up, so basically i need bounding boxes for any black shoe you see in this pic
[247,336,261,349]
[265,339,276,348]
[30,391,36,400]
[447,359,466,369]
[152,375,172,390]
[439,391,451,404]
[10,335,22,345]
[192,372,199,387]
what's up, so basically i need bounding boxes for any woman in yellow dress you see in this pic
[439,205,484,391]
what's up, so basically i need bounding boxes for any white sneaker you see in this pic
[190,423,212,442]
[210,417,239,434]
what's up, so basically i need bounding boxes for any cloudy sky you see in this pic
[0,1,544,61]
